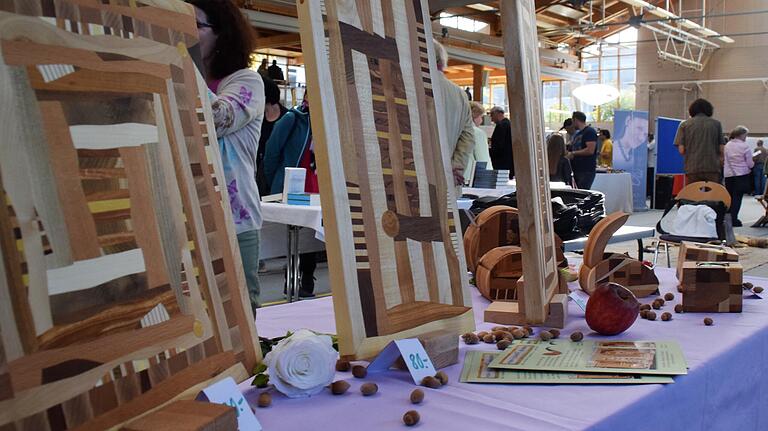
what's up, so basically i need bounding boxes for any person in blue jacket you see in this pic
[263,93,319,297]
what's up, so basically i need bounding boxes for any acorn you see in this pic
[361,382,378,396]
[743,282,754,290]
[331,380,350,395]
[435,371,449,386]
[403,410,420,426]
[570,331,584,342]
[257,392,272,408]
[646,311,657,321]
[482,334,496,344]
[640,309,649,319]
[539,330,553,341]
[336,360,351,372]
[511,329,525,339]
[497,339,512,350]
[410,388,425,404]
[639,304,652,311]
[661,312,672,321]
[477,331,489,339]
[652,301,662,310]
[704,317,714,326]
[674,304,683,313]
[754,286,764,294]
[352,365,367,379]
[548,329,561,339]
[664,293,675,301]
[493,330,511,341]
[523,326,534,336]
[492,326,508,332]
[657,298,666,306]
[463,332,480,344]
[421,376,441,389]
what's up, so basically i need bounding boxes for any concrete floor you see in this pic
[258,195,768,307]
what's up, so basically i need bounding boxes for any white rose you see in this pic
[263,329,338,398]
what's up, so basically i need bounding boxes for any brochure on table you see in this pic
[489,340,688,376]
[460,351,674,384]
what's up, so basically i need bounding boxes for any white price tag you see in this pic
[367,338,436,385]
[198,377,262,431]
[569,290,590,311]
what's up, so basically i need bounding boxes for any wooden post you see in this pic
[499,0,560,324]
[472,64,484,103]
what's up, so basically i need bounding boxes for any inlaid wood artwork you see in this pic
[298,0,474,359]
[0,2,257,429]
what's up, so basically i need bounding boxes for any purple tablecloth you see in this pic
[247,266,768,430]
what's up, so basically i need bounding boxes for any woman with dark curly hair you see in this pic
[189,0,265,312]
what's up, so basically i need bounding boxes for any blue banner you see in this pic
[613,110,649,211]
[655,117,685,174]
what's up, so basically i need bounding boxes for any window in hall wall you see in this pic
[490,84,507,111]
[438,12,490,34]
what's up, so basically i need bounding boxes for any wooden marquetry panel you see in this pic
[298,0,474,359]
[0,2,258,429]
[499,0,559,324]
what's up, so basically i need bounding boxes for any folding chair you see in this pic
[653,181,731,267]
[752,180,768,227]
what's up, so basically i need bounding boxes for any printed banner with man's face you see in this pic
[613,110,649,211]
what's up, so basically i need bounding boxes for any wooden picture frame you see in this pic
[0,2,258,429]
[297,0,474,360]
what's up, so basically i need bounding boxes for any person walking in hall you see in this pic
[565,111,598,189]
[489,106,514,178]
[257,58,268,77]
[433,41,475,188]
[674,98,725,184]
[467,101,493,174]
[724,126,754,227]
[560,118,576,149]
[752,139,767,196]
[191,0,265,313]
[267,59,285,82]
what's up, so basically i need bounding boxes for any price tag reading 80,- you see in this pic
[394,339,434,384]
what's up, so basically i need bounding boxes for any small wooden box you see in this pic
[121,400,237,431]
[676,242,739,280]
[680,261,743,313]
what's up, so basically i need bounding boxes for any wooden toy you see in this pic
[475,246,523,301]
[676,241,739,280]
[484,293,568,329]
[578,212,631,290]
[680,262,743,312]
[298,0,474,360]
[584,254,659,298]
[0,3,256,429]
[121,400,236,431]
[463,206,520,272]
[494,0,562,326]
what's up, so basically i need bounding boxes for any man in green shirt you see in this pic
[674,98,724,183]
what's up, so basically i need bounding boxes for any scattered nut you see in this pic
[652,301,662,310]
[421,376,441,389]
[403,410,420,426]
[523,326,534,336]
[646,311,657,321]
[410,389,424,404]
[361,382,378,396]
[494,330,513,341]
[661,312,672,321]
[570,331,584,342]
[506,326,518,333]
[664,293,675,301]
[257,392,272,408]
[336,360,351,372]
[743,282,754,290]
[539,330,553,341]
[435,371,449,386]
[482,334,495,344]
[352,365,368,379]
[497,339,512,350]
[640,309,649,319]
[492,326,507,332]
[657,298,666,306]
[674,304,683,313]
[331,380,351,395]
[640,304,652,311]
[511,329,526,339]
[463,332,480,344]
[754,286,764,294]
[548,329,561,339]
[477,331,489,339]
[704,317,714,326]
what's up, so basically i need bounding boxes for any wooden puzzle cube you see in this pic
[676,242,739,280]
[680,261,743,313]
[475,246,523,301]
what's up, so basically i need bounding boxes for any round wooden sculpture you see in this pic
[583,256,659,298]
[463,206,520,272]
[475,246,523,301]
[579,252,625,290]
[582,212,630,268]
